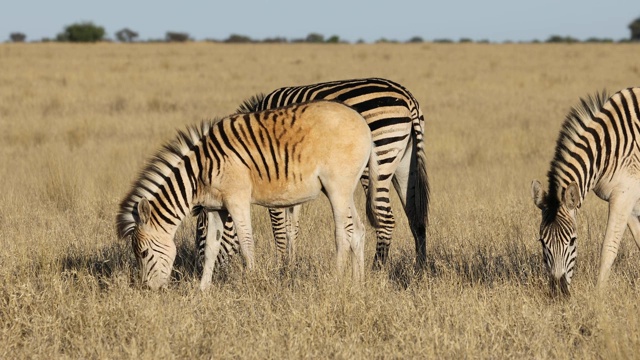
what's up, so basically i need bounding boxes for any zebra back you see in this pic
[255,78,429,228]
[237,77,429,225]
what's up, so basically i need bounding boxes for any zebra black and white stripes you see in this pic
[195,77,429,276]
[532,87,640,296]
[117,100,380,290]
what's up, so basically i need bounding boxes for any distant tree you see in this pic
[10,32,26,42]
[115,28,138,42]
[546,35,579,43]
[433,38,454,43]
[305,33,324,43]
[407,36,423,43]
[629,17,640,41]
[262,37,287,43]
[376,38,398,43]
[585,37,614,43]
[326,35,340,43]
[56,22,105,42]
[546,35,563,43]
[459,38,473,43]
[224,34,252,43]
[165,32,190,42]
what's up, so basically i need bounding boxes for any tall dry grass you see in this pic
[1,42,639,358]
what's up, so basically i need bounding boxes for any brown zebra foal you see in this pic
[117,101,379,290]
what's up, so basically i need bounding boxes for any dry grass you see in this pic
[1,42,640,358]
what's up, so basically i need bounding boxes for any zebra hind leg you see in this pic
[392,144,429,272]
[268,208,290,265]
[359,170,395,271]
[349,203,366,283]
[284,205,301,266]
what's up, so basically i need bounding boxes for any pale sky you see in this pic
[1,0,639,42]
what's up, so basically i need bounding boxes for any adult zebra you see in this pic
[194,78,430,281]
[531,87,640,296]
[117,101,380,290]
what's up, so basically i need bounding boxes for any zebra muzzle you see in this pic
[549,275,571,297]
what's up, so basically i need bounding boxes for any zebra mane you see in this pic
[236,93,266,114]
[116,118,219,239]
[546,90,610,210]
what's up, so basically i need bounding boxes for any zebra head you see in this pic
[130,198,177,290]
[531,180,580,297]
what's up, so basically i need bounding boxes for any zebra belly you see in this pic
[251,179,322,208]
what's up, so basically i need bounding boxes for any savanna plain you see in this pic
[1,42,640,359]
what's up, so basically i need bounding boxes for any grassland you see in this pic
[1,42,639,359]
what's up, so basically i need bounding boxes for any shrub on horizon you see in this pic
[56,22,105,42]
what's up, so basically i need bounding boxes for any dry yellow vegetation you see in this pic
[1,42,639,359]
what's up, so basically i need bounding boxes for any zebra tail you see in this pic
[366,142,381,228]
[412,108,430,230]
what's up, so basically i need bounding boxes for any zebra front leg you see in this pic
[226,204,256,270]
[195,209,208,271]
[199,210,226,291]
[215,213,240,266]
[597,195,637,289]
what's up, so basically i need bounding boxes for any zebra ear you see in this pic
[564,182,580,210]
[531,180,546,209]
[137,198,151,225]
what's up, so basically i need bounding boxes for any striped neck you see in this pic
[143,171,197,237]
[117,121,212,239]
[546,92,610,210]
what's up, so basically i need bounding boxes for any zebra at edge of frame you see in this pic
[193,77,430,281]
[531,87,640,297]
[117,100,381,290]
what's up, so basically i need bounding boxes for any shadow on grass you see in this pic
[383,241,546,291]
[58,234,548,293]
[59,239,203,290]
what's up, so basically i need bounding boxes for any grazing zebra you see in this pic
[117,100,380,290]
[194,77,429,280]
[531,87,640,296]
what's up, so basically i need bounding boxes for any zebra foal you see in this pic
[531,87,640,296]
[117,101,379,290]
[194,78,429,279]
